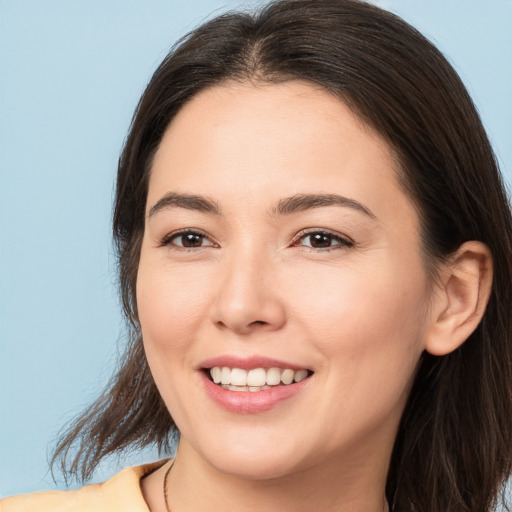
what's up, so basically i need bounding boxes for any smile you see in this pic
[199,356,314,412]
[208,367,310,391]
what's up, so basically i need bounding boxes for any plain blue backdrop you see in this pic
[1,0,511,498]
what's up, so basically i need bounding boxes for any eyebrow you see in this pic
[147,192,375,219]
[271,193,376,219]
[148,192,221,218]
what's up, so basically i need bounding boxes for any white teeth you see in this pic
[266,367,281,386]
[231,368,247,386]
[209,366,310,389]
[280,369,294,385]
[211,366,221,384]
[247,368,267,387]
[294,369,308,383]
[220,367,231,385]
[221,384,270,392]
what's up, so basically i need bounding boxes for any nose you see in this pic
[211,247,287,335]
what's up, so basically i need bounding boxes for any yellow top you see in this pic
[0,461,165,512]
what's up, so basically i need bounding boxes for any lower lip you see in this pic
[200,372,310,414]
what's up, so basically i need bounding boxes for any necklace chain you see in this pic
[162,460,390,512]
[163,461,175,512]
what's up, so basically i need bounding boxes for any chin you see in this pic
[213,454,303,481]
[192,435,309,481]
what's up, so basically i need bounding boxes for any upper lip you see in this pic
[198,355,311,371]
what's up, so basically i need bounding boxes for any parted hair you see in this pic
[52,1,512,510]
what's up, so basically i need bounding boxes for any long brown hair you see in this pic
[52,1,512,510]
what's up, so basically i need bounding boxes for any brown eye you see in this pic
[296,230,353,250]
[166,230,215,249]
[180,233,205,247]
[308,233,334,248]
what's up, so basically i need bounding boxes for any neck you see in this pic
[144,440,390,512]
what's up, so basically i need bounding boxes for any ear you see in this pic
[425,241,493,356]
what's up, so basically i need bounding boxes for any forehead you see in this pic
[148,80,413,226]
[155,81,387,170]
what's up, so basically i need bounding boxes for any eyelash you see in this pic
[290,229,354,252]
[160,228,354,252]
[160,229,218,251]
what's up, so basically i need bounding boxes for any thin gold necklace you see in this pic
[163,461,175,512]
[162,460,390,512]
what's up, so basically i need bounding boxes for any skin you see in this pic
[137,81,492,512]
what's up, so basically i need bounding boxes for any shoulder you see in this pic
[0,460,167,512]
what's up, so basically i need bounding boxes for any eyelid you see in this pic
[160,228,218,249]
[290,228,355,250]
[159,227,353,251]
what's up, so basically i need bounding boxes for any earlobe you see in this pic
[425,241,493,356]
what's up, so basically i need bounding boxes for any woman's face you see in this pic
[137,81,436,479]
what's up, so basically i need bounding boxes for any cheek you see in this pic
[297,258,427,330]
[292,259,429,386]
[299,268,428,441]
[135,259,217,425]
[136,259,213,359]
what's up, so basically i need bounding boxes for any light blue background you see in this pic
[1,0,511,498]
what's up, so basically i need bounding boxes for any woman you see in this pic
[2,0,511,511]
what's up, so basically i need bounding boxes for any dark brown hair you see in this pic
[52,1,512,510]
